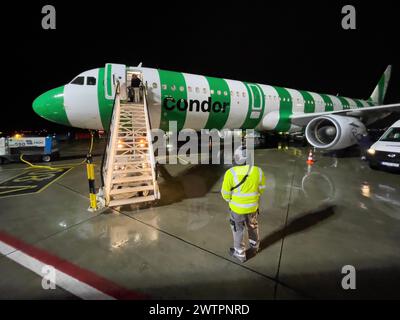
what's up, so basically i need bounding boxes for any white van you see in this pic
[367,120,400,171]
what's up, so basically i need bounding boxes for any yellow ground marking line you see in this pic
[0,167,74,199]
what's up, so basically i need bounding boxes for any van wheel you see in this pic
[369,163,379,170]
[42,155,51,162]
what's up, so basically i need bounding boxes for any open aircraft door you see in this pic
[104,63,127,100]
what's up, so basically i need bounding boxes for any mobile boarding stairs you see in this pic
[98,77,160,208]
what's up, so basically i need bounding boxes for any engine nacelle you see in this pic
[305,115,366,150]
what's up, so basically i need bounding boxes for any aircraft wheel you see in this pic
[42,155,51,162]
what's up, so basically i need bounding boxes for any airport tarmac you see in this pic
[0,140,399,299]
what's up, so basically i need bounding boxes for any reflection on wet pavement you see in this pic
[0,143,399,299]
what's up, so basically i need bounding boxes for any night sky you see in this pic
[2,1,399,132]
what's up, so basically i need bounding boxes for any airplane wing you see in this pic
[290,103,400,127]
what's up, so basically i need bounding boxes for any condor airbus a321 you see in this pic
[33,64,399,150]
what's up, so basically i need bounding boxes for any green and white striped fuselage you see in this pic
[34,66,377,133]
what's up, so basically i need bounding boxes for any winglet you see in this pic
[369,65,392,104]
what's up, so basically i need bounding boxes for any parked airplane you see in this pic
[33,64,399,150]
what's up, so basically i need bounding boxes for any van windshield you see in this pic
[380,127,400,142]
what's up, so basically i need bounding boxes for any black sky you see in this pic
[1,1,399,131]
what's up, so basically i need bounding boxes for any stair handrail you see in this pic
[142,83,160,199]
[100,82,121,187]
[101,82,121,204]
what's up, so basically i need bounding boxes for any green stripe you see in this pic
[355,99,364,108]
[299,90,315,113]
[240,83,265,129]
[378,75,385,104]
[204,77,231,130]
[97,68,114,130]
[158,70,188,131]
[337,96,350,110]
[241,83,253,129]
[106,64,112,97]
[273,86,292,132]
[319,94,334,112]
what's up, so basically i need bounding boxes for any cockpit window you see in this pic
[71,76,85,85]
[87,77,96,86]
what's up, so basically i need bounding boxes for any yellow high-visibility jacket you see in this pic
[221,165,266,214]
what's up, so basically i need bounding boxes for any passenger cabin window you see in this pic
[152,82,158,89]
[71,76,84,85]
[87,77,96,86]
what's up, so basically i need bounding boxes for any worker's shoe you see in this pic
[250,244,259,254]
[229,248,246,263]
[247,246,259,259]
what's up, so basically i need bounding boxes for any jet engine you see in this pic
[305,115,366,150]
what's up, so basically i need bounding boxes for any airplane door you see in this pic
[248,83,263,120]
[104,63,127,100]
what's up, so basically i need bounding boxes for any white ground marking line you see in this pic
[0,240,115,300]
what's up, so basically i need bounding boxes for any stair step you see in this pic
[112,175,153,184]
[119,125,147,129]
[116,147,149,151]
[121,104,144,110]
[113,160,151,166]
[121,107,145,111]
[117,136,148,140]
[108,195,156,207]
[114,154,149,158]
[110,185,154,195]
[113,167,152,174]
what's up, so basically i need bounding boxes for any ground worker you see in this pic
[358,132,372,161]
[221,147,266,263]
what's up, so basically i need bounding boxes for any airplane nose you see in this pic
[33,86,70,126]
